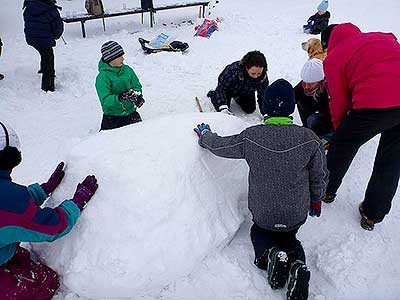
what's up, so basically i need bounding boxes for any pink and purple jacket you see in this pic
[0,170,80,266]
[324,23,400,129]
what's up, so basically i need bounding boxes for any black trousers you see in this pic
[34,47,55,92]
[210,89,262,114]
[327,107,400,222]
[250,223,305,270]
[100,111,142,131]
[297,99,333,138]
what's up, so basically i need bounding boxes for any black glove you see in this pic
[118,89,145,108]
[134,94,145,108]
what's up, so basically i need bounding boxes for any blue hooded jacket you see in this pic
[23,0,64,49]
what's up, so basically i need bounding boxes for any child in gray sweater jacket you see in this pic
[194,79,328,300]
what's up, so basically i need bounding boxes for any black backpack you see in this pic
[140,0,153,10]
[85,0,104,16]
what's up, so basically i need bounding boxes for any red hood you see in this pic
[328,23,361,52]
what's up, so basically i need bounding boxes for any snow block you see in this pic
[34,113,249,299]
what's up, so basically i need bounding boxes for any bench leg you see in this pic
[141,12,144,24]
[80,21,86,38]
[102,18,106,32]
[202,4,206,18]
[150,11,154,27]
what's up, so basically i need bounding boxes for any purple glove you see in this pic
[41,162,65,195]
[72,175,98,211]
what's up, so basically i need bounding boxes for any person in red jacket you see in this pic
[321,23,400,231]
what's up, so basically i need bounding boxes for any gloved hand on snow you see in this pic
[309,200,321,217]
[118,89,145,108]
[194,123,211,138]
[218,105,234,115]
[72,175,98,211]
[41,162,65,195]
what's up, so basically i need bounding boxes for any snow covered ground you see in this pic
[1,0,400,299]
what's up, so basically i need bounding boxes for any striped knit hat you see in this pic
[101,41,125,63]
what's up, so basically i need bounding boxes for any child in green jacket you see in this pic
[95,41,145,130]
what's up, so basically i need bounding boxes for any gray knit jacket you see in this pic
[199,123,328,232]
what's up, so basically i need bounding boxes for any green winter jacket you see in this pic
[95,60,142,116]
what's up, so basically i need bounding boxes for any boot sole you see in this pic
[268,251,289,290]
[287,265,310,300]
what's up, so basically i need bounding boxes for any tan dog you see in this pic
[301,38,326,60]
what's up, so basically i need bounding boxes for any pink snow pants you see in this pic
[0,246,59,300]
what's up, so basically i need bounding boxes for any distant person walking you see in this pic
[23,0,64,92]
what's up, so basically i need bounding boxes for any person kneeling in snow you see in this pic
[294,59,333,145]
[96,41,145,131]
[207,51,269,115]
[194,79,328,300]
[0,121,98,300]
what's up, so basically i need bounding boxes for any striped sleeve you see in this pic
[0,199,80,245]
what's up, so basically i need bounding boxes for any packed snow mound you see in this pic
[35,113,250,299]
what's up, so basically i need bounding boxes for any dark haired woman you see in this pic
[207,50,269,115]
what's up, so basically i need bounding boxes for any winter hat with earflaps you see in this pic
[317,0,329,13]
[101,41,125,63]
[0,121,22,170]
[301,58,324,83]
[262,79,295,117]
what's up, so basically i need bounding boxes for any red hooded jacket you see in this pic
[323,23,400,129]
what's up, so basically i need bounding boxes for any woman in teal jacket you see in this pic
[95,41,145,130]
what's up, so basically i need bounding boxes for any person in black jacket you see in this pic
[294,59,333,141]
[207,51,269,115]
[23,0,64,92]
[303,0,330,35]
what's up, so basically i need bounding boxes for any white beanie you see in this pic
[0,122,20,151]
[300,58,324,83]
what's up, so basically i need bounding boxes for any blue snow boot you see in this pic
[267,248,289,289]
[287,260,310,300]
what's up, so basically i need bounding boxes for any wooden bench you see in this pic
[62,7,151,38]
[62,1,210,38]
[151,1,210,26]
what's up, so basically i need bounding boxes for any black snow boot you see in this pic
[359,203,375,231]
[267,247,289,289]
[287,260,310,300]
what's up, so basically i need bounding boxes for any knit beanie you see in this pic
[101,41,125,63]
[262,79,295,117]
[317,0,328,13]
[0,122,22,170]
[300,58,324,83]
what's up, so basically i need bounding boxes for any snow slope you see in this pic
[1,0,400,299]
